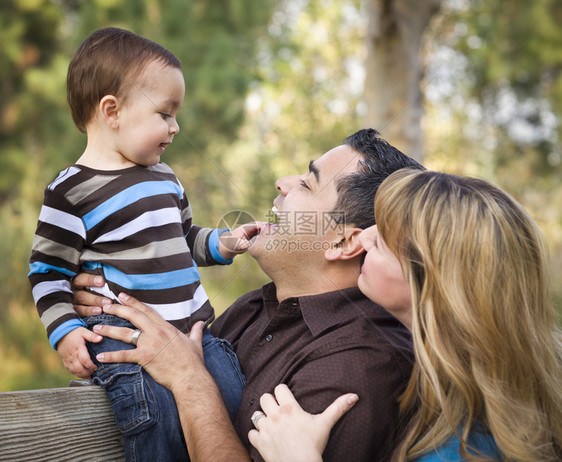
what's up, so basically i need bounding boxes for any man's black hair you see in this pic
[332,128,425,229]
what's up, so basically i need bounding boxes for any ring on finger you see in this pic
[251,412,266,430]
[130,329,142,346]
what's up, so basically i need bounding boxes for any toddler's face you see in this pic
[116,62,185,166]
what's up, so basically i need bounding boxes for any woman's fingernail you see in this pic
[92,307,102,314]
[101,298,112,306]
[119,292,129,301]
[96,353,105,362]
[348,394,359,405]
[93,325,101,333]
[94,276,104,286]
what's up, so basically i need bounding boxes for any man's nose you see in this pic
[275,175,296,195]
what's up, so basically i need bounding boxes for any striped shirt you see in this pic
[29,162,231,349]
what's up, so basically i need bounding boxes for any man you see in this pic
[75,129,424,461]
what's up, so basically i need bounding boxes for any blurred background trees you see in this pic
[1,0,560,390]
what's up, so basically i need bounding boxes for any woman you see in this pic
[250,169,562,461]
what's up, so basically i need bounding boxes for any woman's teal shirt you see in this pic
[414,427,501,461]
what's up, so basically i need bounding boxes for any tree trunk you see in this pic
[364,0,441,161]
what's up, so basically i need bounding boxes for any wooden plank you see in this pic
[0,386,124,461]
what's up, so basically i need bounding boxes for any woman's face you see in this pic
[358,225,412,327]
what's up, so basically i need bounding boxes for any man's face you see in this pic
[249,144,362,271]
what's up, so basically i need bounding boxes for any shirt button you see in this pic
[250,398,255,406]
[265,334,273,342]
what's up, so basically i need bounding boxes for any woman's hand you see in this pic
[248,384,358,462]
[92,292,207,393]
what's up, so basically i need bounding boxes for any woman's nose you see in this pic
[359,225,377,250]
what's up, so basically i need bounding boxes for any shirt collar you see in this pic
[261,282,386,337]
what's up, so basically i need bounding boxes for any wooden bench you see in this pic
[0,381,124,461]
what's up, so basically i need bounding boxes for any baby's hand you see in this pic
[219,222,265,260]
[57,327,102,378]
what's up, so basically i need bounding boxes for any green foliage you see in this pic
[442,0,562,174]
[0,0,68,202]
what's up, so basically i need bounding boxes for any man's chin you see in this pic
[247,239,278,280]
[247,234,266,258]
[248,223,277,251]
[247,242,260,258]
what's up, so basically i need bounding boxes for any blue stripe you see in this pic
[50,318,87,350]
[29,261,77,278]
[83,181,182,230]
[103,265,201,290]
[210,228,234,264]
[82,261,101,271]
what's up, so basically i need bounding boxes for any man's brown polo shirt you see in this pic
[211,282,413,461]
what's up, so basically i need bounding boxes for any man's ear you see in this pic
[324,227,364,261]
[99,95,119,129]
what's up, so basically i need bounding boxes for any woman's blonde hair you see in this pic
[375,169,562,461]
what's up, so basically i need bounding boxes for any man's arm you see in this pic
[92,293,251,462]
[172,356,249,461]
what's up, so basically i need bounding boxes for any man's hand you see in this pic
[218,222,265,260]
[57,327,102,378]
[92,293,206,393]
[93,293,251,461]
[72,273,112,317]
